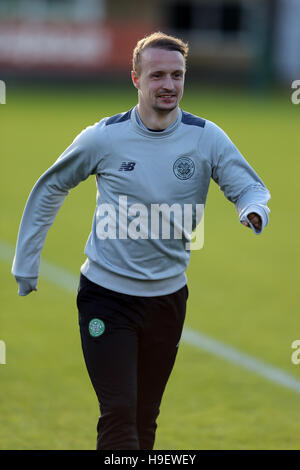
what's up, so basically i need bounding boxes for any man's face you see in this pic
[132,47,186,113]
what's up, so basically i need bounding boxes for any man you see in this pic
[12,32,271,450]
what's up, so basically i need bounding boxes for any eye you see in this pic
[150,71,164,79]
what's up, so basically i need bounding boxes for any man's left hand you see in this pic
[241,212,262,231]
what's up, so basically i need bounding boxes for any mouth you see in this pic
[157,94,176,98]
[157,94,177,102]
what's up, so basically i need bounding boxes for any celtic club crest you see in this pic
[173,157,195,180]
[89,318,105,337]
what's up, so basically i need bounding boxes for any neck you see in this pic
[137,103,178,130]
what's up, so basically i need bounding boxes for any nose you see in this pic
[162,74,175,91]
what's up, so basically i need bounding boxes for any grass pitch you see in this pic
[1,83,300,449]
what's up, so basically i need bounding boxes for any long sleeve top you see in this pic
[12,106,271,296]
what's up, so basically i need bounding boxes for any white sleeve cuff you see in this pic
[239,204,269,234]
[15,276,38,296]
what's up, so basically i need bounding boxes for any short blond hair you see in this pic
[132,31,189,76]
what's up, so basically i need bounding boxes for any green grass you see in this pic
[1,83,300,449]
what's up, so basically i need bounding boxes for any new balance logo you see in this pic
[118,161,136,171]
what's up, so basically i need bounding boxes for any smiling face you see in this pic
[132,47,186,115]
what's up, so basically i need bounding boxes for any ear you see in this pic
[131,70,140,90]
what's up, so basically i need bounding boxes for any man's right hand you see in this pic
[15,276,38,296]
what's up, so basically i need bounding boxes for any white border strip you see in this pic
[2,239,300,395]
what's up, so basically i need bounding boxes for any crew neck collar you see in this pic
[131,106,182,137]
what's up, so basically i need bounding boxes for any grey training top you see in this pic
[12,106,271,296]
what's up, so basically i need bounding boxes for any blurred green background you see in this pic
[1,0,300,451]
[1,83,300,449]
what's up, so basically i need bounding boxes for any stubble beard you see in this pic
[153,104,177,114]
[152,97,179,114]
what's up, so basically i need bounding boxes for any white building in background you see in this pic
[0,0,106,22]
[274,0,300,83]
[0,0,299,85]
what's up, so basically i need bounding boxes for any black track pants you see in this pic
[76,274,188,450]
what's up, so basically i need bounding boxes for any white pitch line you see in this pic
[2,238,300,395]
[182,328,300,394]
